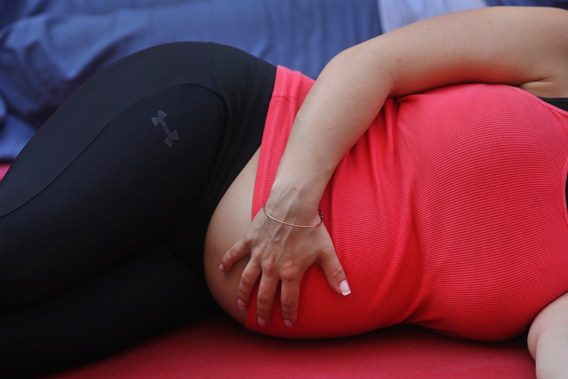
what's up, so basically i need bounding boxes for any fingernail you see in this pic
[237,299,245,309]
[339,280,351,296]
[258,317,266,326]
[218,264,225,272]
[284,320,293,328]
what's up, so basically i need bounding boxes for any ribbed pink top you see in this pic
[247,66,568,341]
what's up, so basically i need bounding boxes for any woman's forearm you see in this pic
[266,45,393,220]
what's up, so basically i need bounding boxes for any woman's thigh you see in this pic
[0,43,225,307]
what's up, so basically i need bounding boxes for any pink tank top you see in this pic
[247,66,568,341]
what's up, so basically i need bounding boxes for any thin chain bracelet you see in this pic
[263,204,324,228]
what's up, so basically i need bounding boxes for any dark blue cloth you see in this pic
[0,0,381,161]
[486,0,568,6]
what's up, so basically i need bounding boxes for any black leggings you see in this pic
[0,42,275,378]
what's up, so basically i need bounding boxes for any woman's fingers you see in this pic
[255,273,280,325]
[319,247,350,297]
[236,259,262,310]
[280,275,301,327]
[219,238,249,272]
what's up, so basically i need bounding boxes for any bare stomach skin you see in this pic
[204,148,260,325]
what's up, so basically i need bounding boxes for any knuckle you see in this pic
[280,267,299,283]
[240,272,255,287]
[242,237,254,250]
[257,292,272,306]
[221,249,234,264]
[221,256,230,267]
[248,253,261,266]
[237,289,248,300]
[327,264,345,281]
[261,259,277,277]
[280,296,296,309]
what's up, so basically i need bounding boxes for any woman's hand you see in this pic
[219,201,350,328]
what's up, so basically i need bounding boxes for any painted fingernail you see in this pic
[237,299,245,309]
[339,280,351,296]
[258,317,266,326]
[219,264,225,272]
[284,320,293,328]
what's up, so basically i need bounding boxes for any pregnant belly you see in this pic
[203,148,259,325]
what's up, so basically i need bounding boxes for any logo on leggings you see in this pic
[152,111,179,147]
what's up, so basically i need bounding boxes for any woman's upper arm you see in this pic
[359,6,568,98]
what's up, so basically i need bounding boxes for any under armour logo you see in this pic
[152,111,179,147]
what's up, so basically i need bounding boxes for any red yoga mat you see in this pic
[42,315,535,379]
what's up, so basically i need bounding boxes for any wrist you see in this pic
[264,187,323,228]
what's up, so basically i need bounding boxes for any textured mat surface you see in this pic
[42,315,535,379]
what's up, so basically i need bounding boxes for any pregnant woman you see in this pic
[1,6,567,379]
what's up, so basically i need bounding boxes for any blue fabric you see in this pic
[0,115,36,162]
[0,0,194,29]
[0,0,381,161]
[486,0,568,6]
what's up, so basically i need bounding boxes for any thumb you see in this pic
[319,253,350,296]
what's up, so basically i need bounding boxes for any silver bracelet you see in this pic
[263,204,324,228]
